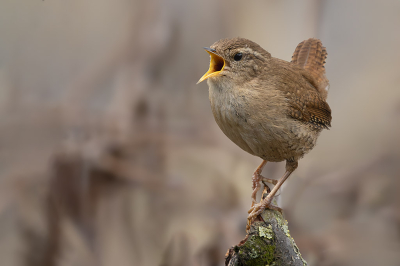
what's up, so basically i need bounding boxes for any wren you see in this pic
[197,37,331,229]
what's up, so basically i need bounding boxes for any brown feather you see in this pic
[285,86,332,130]
[291,38,329,100]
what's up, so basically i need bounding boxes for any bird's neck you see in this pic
[207,77,233,94]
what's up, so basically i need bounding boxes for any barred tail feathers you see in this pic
[291,38,329,100]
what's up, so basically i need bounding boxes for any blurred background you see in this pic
[0,0,400,265]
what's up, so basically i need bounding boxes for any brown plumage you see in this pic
[291,38,329,100]
[197,37,332,230]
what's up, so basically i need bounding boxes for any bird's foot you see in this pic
[262,177,278,185]
[251,175,277,205]
[246,195,282,231]
[247,167,295,231]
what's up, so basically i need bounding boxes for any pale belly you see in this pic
[209,82,320,162]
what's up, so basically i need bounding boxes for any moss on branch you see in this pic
[225,209,307,266]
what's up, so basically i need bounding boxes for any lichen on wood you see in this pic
[225,208,307,266]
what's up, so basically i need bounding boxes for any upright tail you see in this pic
[291,38,329,100]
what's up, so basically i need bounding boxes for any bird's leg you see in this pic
[247,160,298,230]
[251,160,278,206]
[251,160,267,206]
[261,182,283,213]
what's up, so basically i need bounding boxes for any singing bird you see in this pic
[197,37,331,229]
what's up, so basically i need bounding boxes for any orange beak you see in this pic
[197,47,226,84]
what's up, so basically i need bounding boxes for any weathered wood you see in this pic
[225,191,307,266]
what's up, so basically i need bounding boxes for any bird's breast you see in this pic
[208,80,256,155]
[208,79,317,162]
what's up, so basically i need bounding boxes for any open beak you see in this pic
[197,47,225,84]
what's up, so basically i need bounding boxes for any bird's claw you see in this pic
[246,199,283,231]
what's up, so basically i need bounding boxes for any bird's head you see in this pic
[197,37,271,85]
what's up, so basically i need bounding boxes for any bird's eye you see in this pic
[234,53,243,61]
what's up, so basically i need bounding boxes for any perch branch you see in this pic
[225,186,307,266]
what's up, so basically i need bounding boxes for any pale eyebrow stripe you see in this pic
[242,47,263,60]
